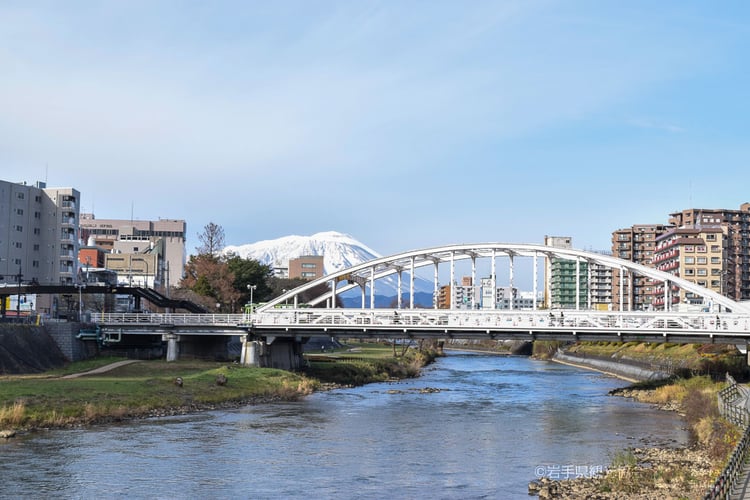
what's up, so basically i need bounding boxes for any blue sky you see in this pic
[1,1,749,257]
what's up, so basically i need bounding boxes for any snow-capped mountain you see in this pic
[223,231,382,275]
[223,231,432,297]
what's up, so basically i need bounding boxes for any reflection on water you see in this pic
[0,353,686,499]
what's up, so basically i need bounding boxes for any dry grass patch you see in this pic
[0,401,26,427]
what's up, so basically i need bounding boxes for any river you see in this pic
[0,352,687,499]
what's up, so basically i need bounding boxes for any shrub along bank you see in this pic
[304,341,440,386]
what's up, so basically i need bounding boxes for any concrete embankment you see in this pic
[0,324,68,374]
[552,349,671,382]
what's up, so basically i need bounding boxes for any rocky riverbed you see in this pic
[528,445,714,499]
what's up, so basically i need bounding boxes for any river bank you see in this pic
[529,345,741,499]
[0,342,437,435]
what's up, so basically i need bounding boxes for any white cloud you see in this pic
[628,118,685,133]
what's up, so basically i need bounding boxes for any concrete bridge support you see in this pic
[240,336,305,370]
[165,334,179,362]
[240,339,263,367]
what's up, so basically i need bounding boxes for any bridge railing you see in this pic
[92,310,750,334]
[91,312,247,326]
[250,309,750,332]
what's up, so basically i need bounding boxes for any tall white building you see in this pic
[0,180,81,287]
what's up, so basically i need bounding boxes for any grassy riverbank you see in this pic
[526,340,747,498]
[0,342,436,432]
[304,341,440,386]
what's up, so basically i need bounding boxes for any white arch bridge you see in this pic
[91,243,750,368]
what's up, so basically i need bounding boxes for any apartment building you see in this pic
[543,236,613,310]
[437,284,451,309]
[652,226,724,310]
[610,224,671,310]
[450,276,478,309]
[0,180,81,287]
[548,258,589,309]
[79,214,186,289]
[668,204,750,302]
[0,180,81,316]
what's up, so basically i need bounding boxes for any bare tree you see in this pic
[197,222,225,256]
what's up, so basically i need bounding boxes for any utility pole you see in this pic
[15,264,22,321]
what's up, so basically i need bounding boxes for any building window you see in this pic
[684,269,695,276]
[711,245,720,252]
[712,269,722,276]
[16,192,24,199]
[706,234,716,241]
[15,225,22,232]
[711,257,720,264]
[685,245,694,252]
[697,269,707,276]
[301,263,317,268]
[16,208,23,215]
[685,257,695,264]
[697,257,707,264]
[696,246,707,253]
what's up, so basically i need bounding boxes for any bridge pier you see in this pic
[165,334,179,362]
[240,339,262,366]
[240,336,305,370]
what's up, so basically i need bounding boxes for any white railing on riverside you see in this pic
[91,309,750,335]
[92,312,247,326]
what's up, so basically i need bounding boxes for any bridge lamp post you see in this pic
[247,284,257,313]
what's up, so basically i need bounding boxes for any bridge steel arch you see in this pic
[257,243,750,314]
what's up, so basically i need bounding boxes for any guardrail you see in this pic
[705,374,750,499]
[92,312,247,325]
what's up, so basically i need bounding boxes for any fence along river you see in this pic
[0,353,687,498]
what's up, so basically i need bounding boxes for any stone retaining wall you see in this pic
[0,324,68,374]
[44,321,98,362]
[553,349,671,381]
